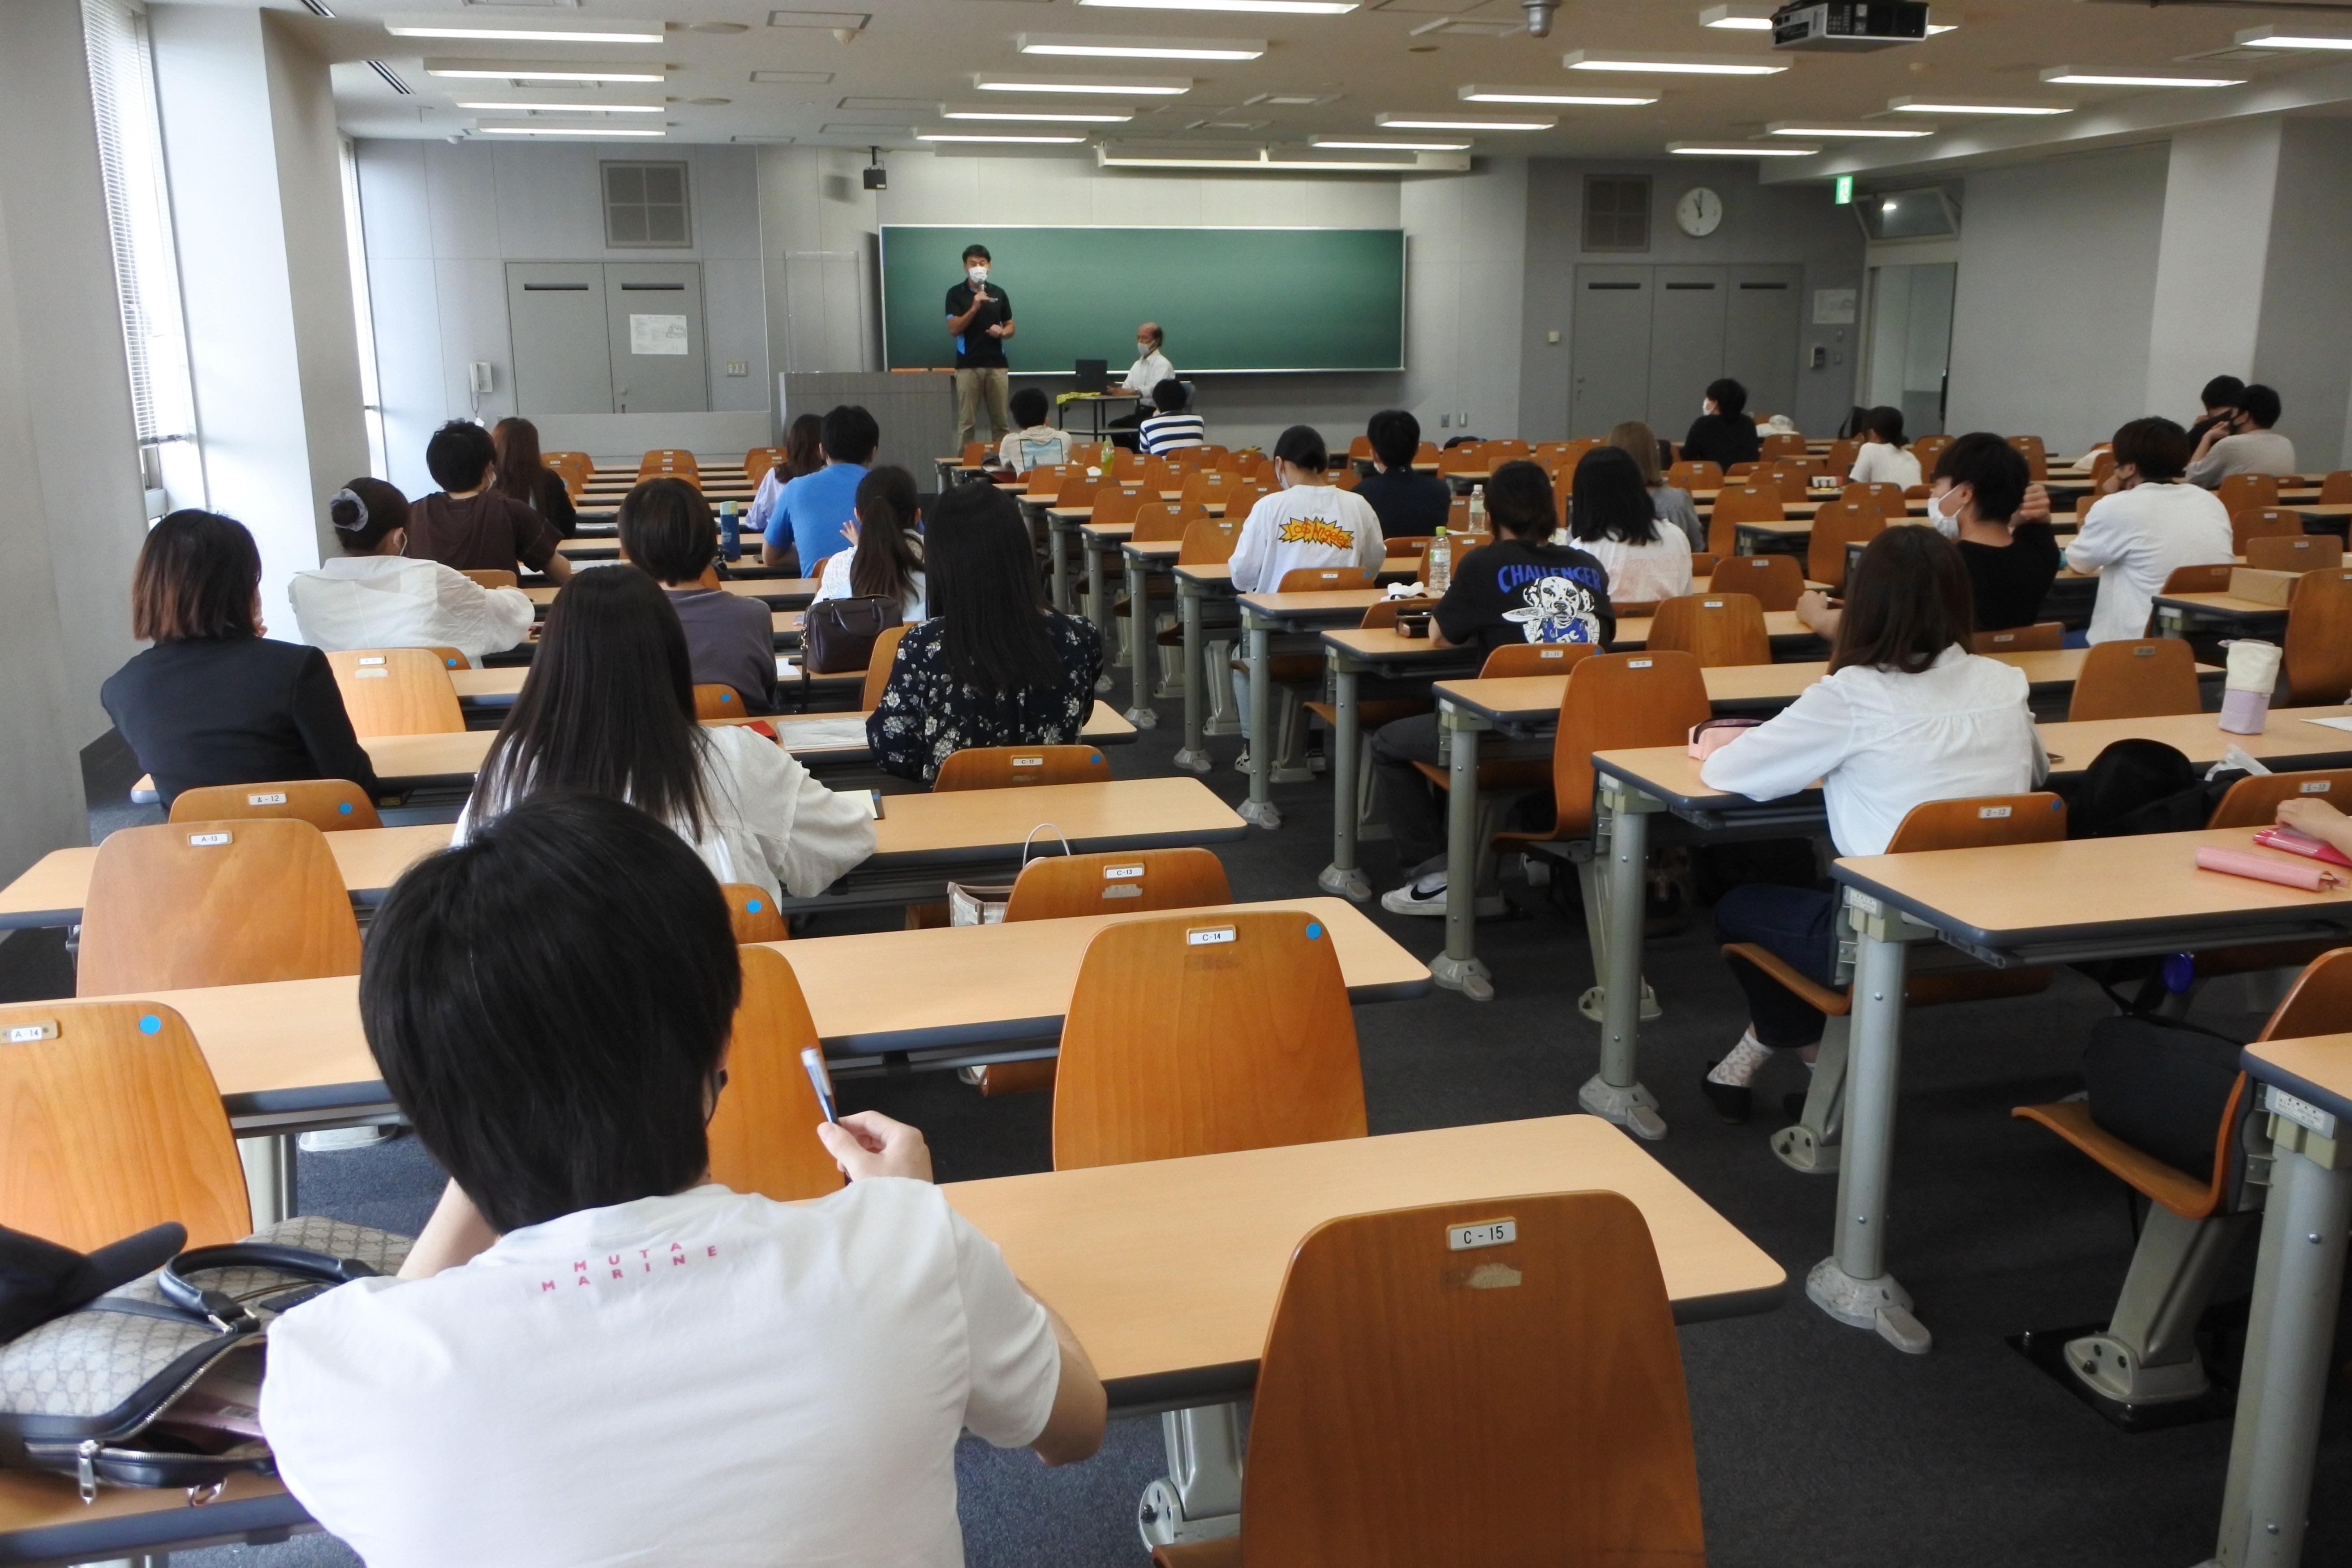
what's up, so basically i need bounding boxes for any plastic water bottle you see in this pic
[719,499,741,562]
[1427,525,1451,595]
[1102,437,1117,472]
[1466,484,1486,534]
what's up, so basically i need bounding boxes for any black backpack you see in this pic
[2069,739,2241,839]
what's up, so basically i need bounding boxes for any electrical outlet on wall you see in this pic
[726,361,748,377]
[1547,330,1560,344]
[1438,412,1450,428]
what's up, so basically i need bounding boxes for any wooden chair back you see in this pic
[1132,503,1202,544]
[959,442,989,468]
[326,648,465,737]
[1225,481,1275,515]
[1842,481,1909,516]
[1113,450,1148,482]
[1052,910,1365,1170]
[1885,792,2067,854]
[1705,483,1784,557]
[2232,507,2305,555]
[1970,622,2064,654]
[1226,1190,1702,1568]
[425,645,471,671]
[1178,517,1243,566]
[1756,463,1813,503]
[2208,769,2352,830]
[1445,496,1472,533]
[2246,533,2343,572]
[1347,435,1373,461]
[2321,470,2352,505]
[1806,499,1884,589]
[2088,450,2116,487]
[1824,438,1860,478]
[1436,446,1484,477]
[743,447,787,482]
[1911,433,1952,471]
[1666,459,1721,493]
[933,743,1109,792]
[720,882,790,943]
[1687,552,1719,579]
[2065,638,2203,722]
[1547,651,1713,840]
[2218,473,2280,516]
[860,623,911,711]
[704,945,841,1202]
[1328,466,1359,492]
[1760,431,1808,460]
[544,451,593,490]
[458,569,516,593]
[1707,554,1805,612]
[1478,643,1596,680]
[1023,463,1074,500]
[693,683,749,720]
[1412,441,1440,466]
[1178,471,1234,510]
[2260,946,2352,1040]
[2006,434,2049,480]
[1092,485,1151,528]
[2285,567,2352,705]
[0,1000,251,1250]
[78,820,362,996]
[1484,438,1531,463]
[1276,566,1374,593]
[1141,456,1179,493]
[1646,593,1771,668]
[169,779,381,833]
[1002,847,1230,923]
[2159,563,2235,595]
[638,449,698,481]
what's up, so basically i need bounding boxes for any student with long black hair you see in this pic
[620,477,779,713]
[868,481,1101,784]
[460,567,872,899]
[1695,526,2043,1120]
[811,464,927,624]
[1567,444,1693,604]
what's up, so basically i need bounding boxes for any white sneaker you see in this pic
[1233,747,1252,775]
[1380,873,1448,916]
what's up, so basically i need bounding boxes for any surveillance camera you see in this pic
[1522,0,1556,36]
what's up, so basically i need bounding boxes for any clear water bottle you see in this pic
[1466,484,1487,534]
[1426,525,1451,595]
[719,499,741,562]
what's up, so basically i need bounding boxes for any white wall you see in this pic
[2250,120,2352,472]
[1401,159,1528,441]
[353,139,770,490]
[2143,120,2282,420]
[1945,146,2170,456]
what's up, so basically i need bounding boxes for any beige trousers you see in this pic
[955,367,1013,448]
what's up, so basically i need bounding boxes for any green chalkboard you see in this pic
[880,226,1405,374]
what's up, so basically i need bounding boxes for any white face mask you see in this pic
[967,265,989,285]
[1137,342,1152,357]
[1702,400,1715,417]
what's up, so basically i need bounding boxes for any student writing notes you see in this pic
[102,509,380,809]
[460,567,873,900]
[1697,528,2042,1120]
[405,420,571,584]
[619,477,780,714]
[2064,416,2232,645]
[291,478,535,663]
[1227,424,1384,593]
[262,792,1105,1567]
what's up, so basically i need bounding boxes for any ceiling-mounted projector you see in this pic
[1773,1,1927,50]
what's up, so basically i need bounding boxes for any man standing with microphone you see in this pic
[946,243,1015,450]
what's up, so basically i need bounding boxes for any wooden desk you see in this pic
[2212,1032,2352,1566]
[2153,590,2290,638]
[0,824,452,931]
[453,661,866,705]
[1610,610,1819,652]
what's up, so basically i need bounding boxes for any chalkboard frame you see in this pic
[879,225,1408,375]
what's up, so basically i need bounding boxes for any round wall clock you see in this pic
[1676,187,1724,237]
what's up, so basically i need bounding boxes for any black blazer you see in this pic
[99,637,382,808]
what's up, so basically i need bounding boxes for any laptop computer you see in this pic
[1074,358,1109,394]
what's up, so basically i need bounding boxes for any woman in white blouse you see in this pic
[1564,445,1692,606]
[1694,526,2043,1120]
[458,567,874,902]
[1846,405,1923,491]
[290,478,534,663]
[810,465,928,625]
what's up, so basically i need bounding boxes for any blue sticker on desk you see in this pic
[138,1014,161,1035]
[338,802,353,815]
[1305,922,1323,940]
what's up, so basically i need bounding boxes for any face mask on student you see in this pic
[967,265,989,285]
[1930,485,1964,538]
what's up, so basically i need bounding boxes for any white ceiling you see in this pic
[299,0,2352,171]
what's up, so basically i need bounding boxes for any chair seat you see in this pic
[1723,943,2057,1018]
[2012,1100,2215,1220]
[1723,942,1850,1017]
[1151,1538,1242,1568]
[1411,758,1552,792]
[1303,697,1432,730]
[1230,654,1325,684]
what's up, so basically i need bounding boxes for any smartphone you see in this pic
[864,790,886,820]
[800,1046,839,1124]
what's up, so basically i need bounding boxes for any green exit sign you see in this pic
[1833,174,1854,206]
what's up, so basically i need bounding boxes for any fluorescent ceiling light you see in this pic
[1098,141,1465,171]
[1458,83,1657,105]
[1669,140,1818,156]
[454,99,667,113]
[1888,96,2070,114]
[424,59,668,83]
[1080,0,1354,12]
[2039,67,2245,87]
[1376,112,1554,129]
[1311,135,1471,150]
[1766,120,1933,137]
[1698,3,1775,29]
[384,13,662,43]
[1018,32,1264,60]
[974,71,1191,94]
[2236,26,2352,51]
[918,132,1088,143]
[1564,49,1786,75]
[474,120,666,137]
[940,104,1136,121]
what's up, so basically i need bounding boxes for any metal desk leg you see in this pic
[1806,892,1934,1354]
[1428,700,1492,1000]
[1124,553,1157,727]
[238,1134,295,1229]
[1239,609,1281,829]
[1136,1405,1243,1551]
[1173,577,1211,774]
[1581,782,1664,1140]
[1048,513,1073,616]
[1319,655,1371,900]
[1086,538,1115,694]
[2206,1095,2352,1568]
[2156,604,2187,640]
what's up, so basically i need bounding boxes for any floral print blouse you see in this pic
[867,613,1104,784]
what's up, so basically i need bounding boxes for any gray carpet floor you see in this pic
[9,711,2346,1565]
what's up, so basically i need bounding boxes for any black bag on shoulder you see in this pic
[801,595,900,676]
[2080,1014,2245,1184]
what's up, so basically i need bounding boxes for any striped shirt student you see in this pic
[1137,377,1204,454]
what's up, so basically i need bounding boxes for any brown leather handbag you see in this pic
[800,596,900,675]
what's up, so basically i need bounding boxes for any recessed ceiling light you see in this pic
[688,97,731,105]
[424,59,669,83]
[474,119,667,136]
[690,21,749,34]
[1563,49,1787,75]
[1311,135,1471,150]
[1668,140,1818,156]
[2039,67,2246,87]
[1018,32,1265,60]
[1765,119,1933,137]
[917,132,1089,142]
[1698,3,1774,30]
[1888,96,2070,114]
[974,71,1192,94]
[1080,0,1355,12]
[768,10,870,31]
[1376,111,1554,129]
[384,13,663,43]
[1458,83,1657,105]
[752,71,834,84]
[941,103,1137,121]
[2236,25,2352,51]
[453,98,668,113]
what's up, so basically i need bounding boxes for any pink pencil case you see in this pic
[1688,717,1762,760]
[2253,827,2352,869]
[2195,846,2346,892]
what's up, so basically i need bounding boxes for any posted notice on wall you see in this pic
[630,314,691,356]
[1812,288,1858,326]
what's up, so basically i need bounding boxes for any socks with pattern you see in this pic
[1707,1029,1772,1088]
